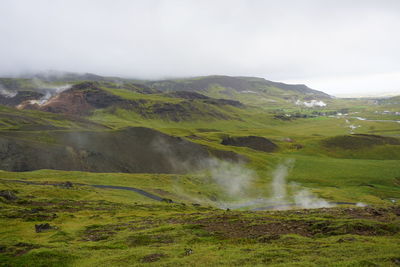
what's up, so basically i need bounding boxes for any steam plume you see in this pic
[151,134,335,210]
[207,158,254,198]
[269,160,334,209]
[0,84,17,98]
[270,159,294,201]
[29,78,71,105]
[292,187,333,209]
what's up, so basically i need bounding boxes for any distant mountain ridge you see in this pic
[20,70,107,82]
[0,72,333,115]
[8,71,331,99]
[145,75,331,99]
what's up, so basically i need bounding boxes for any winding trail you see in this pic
[0,179,167,202]
[90,184,165,201]
[1,179,361,209]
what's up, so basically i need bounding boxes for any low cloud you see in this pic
[0,1,399,95]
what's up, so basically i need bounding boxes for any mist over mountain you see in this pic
[1,1,400,95]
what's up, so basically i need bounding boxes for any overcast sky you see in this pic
[1,0,400,96]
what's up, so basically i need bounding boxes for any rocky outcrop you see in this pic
[39,82,125,115]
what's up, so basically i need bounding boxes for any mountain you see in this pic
[0,73,361,176]
[0,76,250,123]
[2,72,332,113]
[0,73,336,173]
[15,71,331,98]
[145,75,331,103]
[147,75,329,96]
[19,81,243,121]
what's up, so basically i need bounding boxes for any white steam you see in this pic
[356,202,367,207]
[206,159,334,210]
[270,159,293,201]
[292,186,334,209]
[207,158,254,198]
[150,136,191,172]
[295,99,327,107]
[151,136,254,196]
[28,79,71,106]
[268,160,334,209]
[150,135,342,210]
[0,84,17,98]
[28,91,52,105]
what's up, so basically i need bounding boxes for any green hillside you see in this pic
[144,75,331,108]
[0,74,399,266]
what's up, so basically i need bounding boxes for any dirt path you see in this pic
[90,184,165,201]
[0,179,167,202]
[1,179,359,209]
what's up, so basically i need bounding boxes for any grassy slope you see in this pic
[88,84,400,204]
[3,82,398,203]
[0,175,399,266]
[1,82,399,203]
